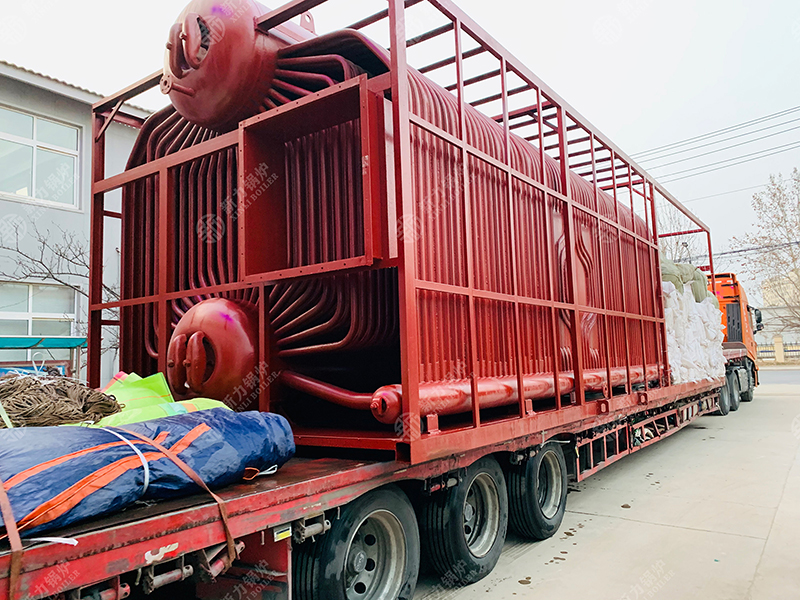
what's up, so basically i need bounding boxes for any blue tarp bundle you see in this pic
[0,408,295,537]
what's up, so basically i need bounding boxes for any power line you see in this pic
[632,105,800,158]
[660,140,800,183]
[647,125,800,171]
[715,240,800,258]
[680,176,795,204]
[639,116,800,164]
[677,240,800,264]
[681,182,770,204]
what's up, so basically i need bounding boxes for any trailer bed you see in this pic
[0,377,723,600]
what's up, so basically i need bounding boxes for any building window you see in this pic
[0,282,77,363]
[0,106,79,206]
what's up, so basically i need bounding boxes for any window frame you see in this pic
[0,282,78,363]
[0,104,81,210]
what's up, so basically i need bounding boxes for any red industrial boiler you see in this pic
[92,0,668,464]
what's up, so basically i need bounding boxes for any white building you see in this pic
[0,60,149,382]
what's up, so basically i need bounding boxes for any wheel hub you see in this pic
[344,510,407,600]
[462,472,500,558]
[538,450,564,520]
[348,549,367,574]
[464,502,475,522]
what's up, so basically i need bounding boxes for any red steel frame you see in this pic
[0,3,729,597]
[87,0,719,466]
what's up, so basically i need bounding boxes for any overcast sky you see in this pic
[2,0,798,298]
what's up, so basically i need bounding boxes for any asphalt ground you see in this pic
[415,367,800,600]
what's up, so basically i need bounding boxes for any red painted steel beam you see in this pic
[419,46,485,74]
[88,113,105,388]
[93,132,237,195]
[257,0,327,32]
[93,71,161,114]
[445,68,501,91]
[658,228,705,238]
[388,0,422,447]
[347,0,424,30]
[407,22,453,47]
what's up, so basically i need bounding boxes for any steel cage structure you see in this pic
[90,0,716,464]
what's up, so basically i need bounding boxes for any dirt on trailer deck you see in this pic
[413,369,800,599]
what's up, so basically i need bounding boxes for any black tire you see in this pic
[741,365,755,402]
[419,456,508,586]
[507,442,569,540]
[728,371,741,412]
[293,485,420,600]
[717,380,731,416]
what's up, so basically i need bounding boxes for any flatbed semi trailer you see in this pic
[0,0,755,599]
[1,379,721,600]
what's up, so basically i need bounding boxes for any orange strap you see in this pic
[0,478,21,600]
[117,429,237,565]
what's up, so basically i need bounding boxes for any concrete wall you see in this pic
[0,72,142,383]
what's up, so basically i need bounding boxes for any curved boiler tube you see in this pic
[280,366,661,426]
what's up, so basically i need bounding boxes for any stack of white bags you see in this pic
[662,280,726,384]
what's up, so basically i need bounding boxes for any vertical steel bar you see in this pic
[648,181,668,385]
[707,231,715,286]
[88,113,105,388]
[500,58,527,417]
[389,0,422,448]
[628,165,647,383]
[557,108,584,406]
[453,18,481,428]
[157,168,174,374]
[539,90,561,406]
[591,134,612,399]
[611,150,632,393]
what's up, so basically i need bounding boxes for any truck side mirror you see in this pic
[757,323,764,332]
[755,308,762,324]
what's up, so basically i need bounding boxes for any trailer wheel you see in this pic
[727,371,741,412]
[717,380,731,416]
[741,365,755,402]
[419,456,508,585]
[293,485,420,600]
[507,442,569,540]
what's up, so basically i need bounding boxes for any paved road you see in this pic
[414,368,800,600]
[757,367,800,386]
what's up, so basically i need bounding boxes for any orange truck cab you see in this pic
[708,273,762,408]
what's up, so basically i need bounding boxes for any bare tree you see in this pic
[656,200,704,264]
[733,169,800,330]
[0,220,119,359]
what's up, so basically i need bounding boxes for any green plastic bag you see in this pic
[104,372,174,410]
[92,398,230,427]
